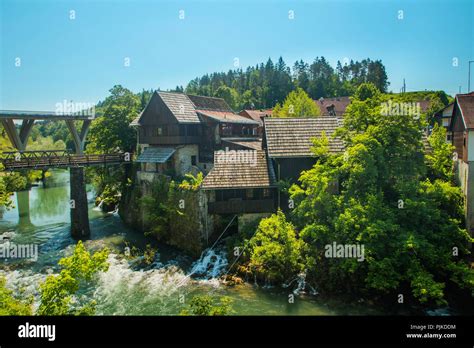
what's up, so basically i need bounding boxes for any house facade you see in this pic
[131,91,259,177]
[433,102,454,143]
[449,92,474,236]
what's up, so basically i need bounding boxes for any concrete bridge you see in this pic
[0,110,131,239]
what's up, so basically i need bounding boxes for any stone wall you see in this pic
[119,166,214,256]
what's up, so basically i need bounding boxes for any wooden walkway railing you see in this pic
[0,150,129,170]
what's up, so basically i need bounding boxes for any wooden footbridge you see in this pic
[0,150,128,170]
[0,110,132,239]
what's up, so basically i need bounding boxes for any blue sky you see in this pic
[1,0,473,110]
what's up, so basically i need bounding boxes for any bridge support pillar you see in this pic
[70,167,90,239]
[17,190,32,229]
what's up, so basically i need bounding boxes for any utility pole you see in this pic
[469,61,474,92]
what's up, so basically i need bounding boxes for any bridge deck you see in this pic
[0,151,129,170]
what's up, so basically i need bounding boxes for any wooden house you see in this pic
[131,91,259,176]
[263,116,344,210]
[263,117,344,181]
[433,103,454,142]
[201,150,277,215]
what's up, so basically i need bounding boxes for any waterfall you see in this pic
[187,248,228,279]
[283,272,319,296]
[93,199,104,212]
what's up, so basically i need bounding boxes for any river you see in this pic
[0,170,386,315]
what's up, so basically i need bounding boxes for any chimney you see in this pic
[326,104,336,116]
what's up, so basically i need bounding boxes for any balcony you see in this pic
[208,199,276,214]
[140,135,201,145]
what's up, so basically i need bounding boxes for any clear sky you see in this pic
[1,0,473,110]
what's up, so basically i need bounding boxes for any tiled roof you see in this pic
[264,117,344,158]
[456,92,474,129]
[239,109,272,125]
[197,110,259,125]
[188,94,233,112]
[201,150,276,189]
[315,97,351,116]
[136,146,176,163]
[158,91,201,123]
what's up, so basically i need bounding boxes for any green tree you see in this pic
[180,295,234,316]
[426,123,455,181]
[0,277,33,315]
[38,241,109,315]
[246,210,305,283]
[290,83,473,306]
[272,88,320,117]
[214,85,239,111]
[86,85,140,154]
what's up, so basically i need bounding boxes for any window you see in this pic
[191,155,197,166]
[263,188,271,198]
[246,189,254,199]
[252,128,257,136]
[156,127,162,136]
[221,124,232,136]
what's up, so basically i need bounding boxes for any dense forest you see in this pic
[184,57,389,110]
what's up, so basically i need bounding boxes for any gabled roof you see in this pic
[201,150,276,189]
[222,138,262,150]
[453,92,474,129]
[158,91,200,123]
[197,110,259,125]
[315,97,351,116]
[264,117,344,158]
[134,91,254,125]
[136,146,176,163]
[239,109,272,125]
[187,94,233,112]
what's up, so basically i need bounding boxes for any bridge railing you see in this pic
[0,150,129,170]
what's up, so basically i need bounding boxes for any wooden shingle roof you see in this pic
[197,110,259,125]
[188,94,233,112]
[158,91,201,123]
[201,150,276,189]
[222,138,262,150]
[264,117,344,158]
